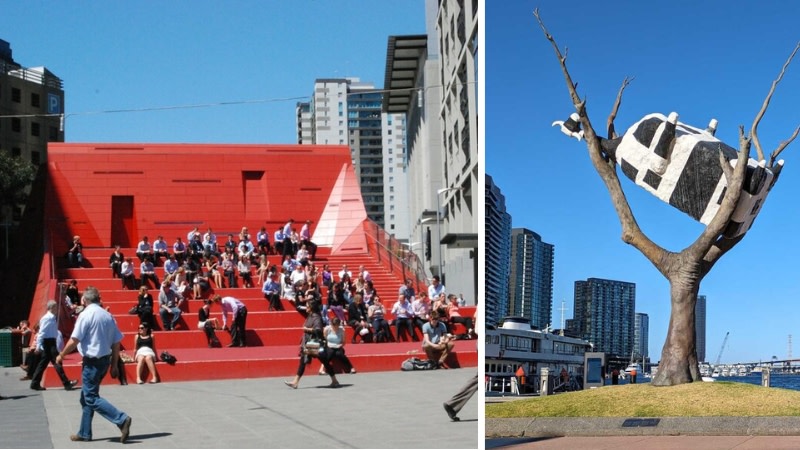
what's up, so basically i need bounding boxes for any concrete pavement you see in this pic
[0,366,478,448]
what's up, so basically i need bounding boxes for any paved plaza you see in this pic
[0,367,478,448]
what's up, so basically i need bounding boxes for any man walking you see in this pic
[30,300,78,391]
[56,286,132,443]
[443,373,478,422]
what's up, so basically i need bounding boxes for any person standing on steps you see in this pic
[56,286,132,443]
[213,295,248,347]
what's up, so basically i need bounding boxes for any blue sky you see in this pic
[2,1,425,143]
[487,1,800,364]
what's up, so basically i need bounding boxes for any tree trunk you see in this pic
[651,279,701,386]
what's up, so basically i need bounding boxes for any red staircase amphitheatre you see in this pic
[36,143,476,387]
[45,247,476,386]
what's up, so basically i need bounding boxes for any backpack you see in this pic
[401,357,438,371]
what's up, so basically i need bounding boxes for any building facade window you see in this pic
[12,87,21,103]
[31,92,40,108]
[31,122,40,137]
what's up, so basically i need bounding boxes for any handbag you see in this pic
[303,338,321,356]
[128,305,139,315]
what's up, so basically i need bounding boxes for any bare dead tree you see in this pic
[535,8,800,386]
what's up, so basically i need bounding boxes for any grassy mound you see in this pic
[486,381,800,417]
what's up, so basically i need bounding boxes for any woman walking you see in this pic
[284,302,339,389]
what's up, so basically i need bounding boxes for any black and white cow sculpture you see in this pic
[553,112,784,238]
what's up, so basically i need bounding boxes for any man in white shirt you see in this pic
[30,300,77,391]
[281,219,294,259]
[299,220,317,260]
[358,265,372,283]
[391,293,418,342]
[120,258,136,290]
[135,236,153,263]
[427,275,446,300]
[152,236,170,265]
[56,287,132,442]
[338,265,352,283]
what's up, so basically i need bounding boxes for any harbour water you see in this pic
[715,373,800,391]
[606,374,800,390]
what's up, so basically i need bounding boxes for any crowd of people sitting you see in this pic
[62,222,475,369]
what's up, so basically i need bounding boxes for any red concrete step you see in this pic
[112,310,309,332]
[43,340,478,387]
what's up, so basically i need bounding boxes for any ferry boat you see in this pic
[624,363,642,376]
[485,316,592,395]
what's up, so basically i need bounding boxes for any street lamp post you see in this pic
[436,187,462,285]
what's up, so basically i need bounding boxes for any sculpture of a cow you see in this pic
[554,112,784,238]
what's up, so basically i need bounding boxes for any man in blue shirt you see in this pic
[56,287,132,442]
[30,301,77,391]
[262,274,283,311]
[422,311,454,368]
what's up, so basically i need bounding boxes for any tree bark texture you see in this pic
[651,278,701,386]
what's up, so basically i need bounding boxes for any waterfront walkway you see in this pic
[0,367,478,448]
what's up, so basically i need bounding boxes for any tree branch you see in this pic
[535,9,668,276]
[770,125,800,166]
[751,42,800,162]
[686,127,749,262]
[607,77,634,139]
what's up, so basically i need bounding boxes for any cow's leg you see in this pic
[552,112,584,141]
[705,118,718,136]
[649,112,678,175]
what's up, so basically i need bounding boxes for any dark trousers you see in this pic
[394,317,418,341]
[321,346,353,372]
[265,293,283,311]
[450,316,474,333]
[295,351,334,377]
[225,270,237,288]
[121,274,136,290]
[282,237,293,258]
[413,317,429,337]
[231,307,248,346]
[24,350,40,378]
[373,318,394,342]
[31,338,70,388]
[302,239,317,259]
[203,322,220,347]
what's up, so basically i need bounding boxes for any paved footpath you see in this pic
[0,367,478,449]
[487,435,800,449]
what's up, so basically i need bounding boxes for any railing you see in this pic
[361,219,428,294]
[1,60,64,88]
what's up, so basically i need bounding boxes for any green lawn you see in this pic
[486,382,800,417]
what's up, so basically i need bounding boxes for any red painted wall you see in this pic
[46,143,368,254]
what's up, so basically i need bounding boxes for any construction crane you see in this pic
[715,331,730,366]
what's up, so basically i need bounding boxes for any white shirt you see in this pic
[70,303,123,358]
[37,310,58,350]
[428,283,446,300]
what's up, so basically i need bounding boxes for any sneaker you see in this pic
[64,380,78,391]
[70,434,90,442]
[119,416,132,443]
